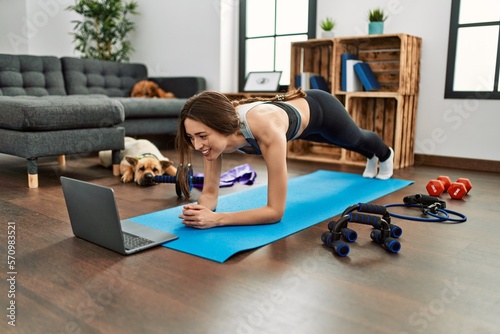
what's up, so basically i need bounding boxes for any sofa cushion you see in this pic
[113,97,187,118]
[61,57,148,97]
[0,95,124,131]
[0,54,67,96]
[120,118,178,136]
[150,77,206,99]
[0,126,125,158]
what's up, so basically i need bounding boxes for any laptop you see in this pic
[243,71,282,92]
[60,176,178,255]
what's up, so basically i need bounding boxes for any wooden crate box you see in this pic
[333,34,422,95]
[288,94,418,169]
[344,95,419,169]
[290,40,334,92]
[287,141,343,163]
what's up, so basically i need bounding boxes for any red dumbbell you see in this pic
[437,176,452,191]
[426,175,452,196]
[448,178,472,199]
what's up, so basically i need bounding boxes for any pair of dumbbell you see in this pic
[426,176,472,199]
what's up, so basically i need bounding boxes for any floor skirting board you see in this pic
[415,154,500,173]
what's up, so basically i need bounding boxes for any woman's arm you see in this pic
[196,154,222,210]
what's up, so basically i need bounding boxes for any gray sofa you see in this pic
[0,53,206,188]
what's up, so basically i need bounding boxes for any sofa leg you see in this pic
[27,158,39,188]
[112,149,121,176]
[58,155,66,166]
[28,174,39,188]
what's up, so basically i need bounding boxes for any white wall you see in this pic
[0,0,29,54]
[129,0,221,89]
[0,0,222,88]
[0,0,76,55]
[0,0,498,162]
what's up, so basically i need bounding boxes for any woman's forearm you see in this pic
[214,205,283,226]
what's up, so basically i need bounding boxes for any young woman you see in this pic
[176,89,393,229]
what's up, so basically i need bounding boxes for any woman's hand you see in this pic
[179,204,220,229]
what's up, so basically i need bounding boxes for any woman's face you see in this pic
[184,118,228,161]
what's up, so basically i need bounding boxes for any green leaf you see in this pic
[66,0,139,62]
[320,17,335,31]
[368,8,388,22]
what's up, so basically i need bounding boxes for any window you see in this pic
[239,0,317,91]
[445,0,500,99]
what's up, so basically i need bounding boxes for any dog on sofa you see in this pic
[99,137,177,186]
[131,80,175,98]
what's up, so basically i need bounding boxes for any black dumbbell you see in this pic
[153,163,204,198]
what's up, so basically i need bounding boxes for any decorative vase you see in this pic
[321,30,335,38]
[368,22,384,35]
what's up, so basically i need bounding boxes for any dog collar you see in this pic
[136,153,159,160]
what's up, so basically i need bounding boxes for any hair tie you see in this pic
[276,94,285,101]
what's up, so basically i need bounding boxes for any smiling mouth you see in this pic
[201,149,210,156]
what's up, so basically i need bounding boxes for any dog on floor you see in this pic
[99,137,177,186]
[130,80,175,98]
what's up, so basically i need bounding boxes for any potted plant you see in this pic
[367,8,387,35]
[320,17,335,38]
[67,0,139,62]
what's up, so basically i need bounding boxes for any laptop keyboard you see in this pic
[123,232,155,250]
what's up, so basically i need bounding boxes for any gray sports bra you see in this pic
[237,101,301,155]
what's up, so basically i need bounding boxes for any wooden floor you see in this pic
[1,148,499,334]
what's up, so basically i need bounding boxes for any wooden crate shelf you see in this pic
[290,39,334,93]
[333,34,422,95]
[287,34,421,169]
[288,141,343,164]
[344,94,419,169]
[287,93,419,169]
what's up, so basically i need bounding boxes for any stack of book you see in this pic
[295,72,329,92]
[341,53,381,92]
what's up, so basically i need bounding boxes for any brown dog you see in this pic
[99,137,177,186]
[131,80,175,98]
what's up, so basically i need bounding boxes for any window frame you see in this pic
[238,0,317,92]
[445,0,500,99]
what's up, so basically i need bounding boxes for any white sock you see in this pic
[376,147,394,180]
[362,155,378,178]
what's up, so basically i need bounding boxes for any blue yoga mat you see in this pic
[129,170,413,262]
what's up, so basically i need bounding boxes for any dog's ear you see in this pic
[160,160,177,176]
[125,156,139,167]
[159,160,173,169]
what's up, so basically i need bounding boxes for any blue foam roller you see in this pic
[384,237,401,253]
[389,224,403,238]
[341,227,358,242]
[333,240,350,257]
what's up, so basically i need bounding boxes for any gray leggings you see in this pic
[299,89,390,160]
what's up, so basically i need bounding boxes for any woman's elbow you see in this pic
[266,208,284,224]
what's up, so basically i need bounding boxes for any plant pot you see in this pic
[368,22,384,35]
[321,31,335,38]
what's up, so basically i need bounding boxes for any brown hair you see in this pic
[231,88,306,107]
[175,88,306,197]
